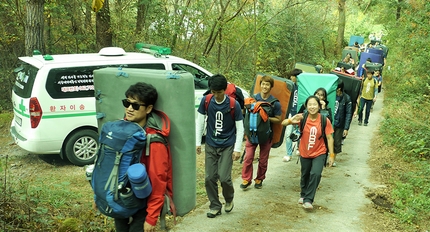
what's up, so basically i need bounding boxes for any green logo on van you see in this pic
[19,99,26,113]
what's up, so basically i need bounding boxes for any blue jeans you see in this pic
[358,97,373,124]
[285,124,299,156]
[285,124,293,156]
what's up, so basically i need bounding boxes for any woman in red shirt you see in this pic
[282,95,334,210]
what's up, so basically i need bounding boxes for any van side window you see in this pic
[172,63,209,90]
[46,67,100,99]
[126,63,165,69]
[46,63,166,99]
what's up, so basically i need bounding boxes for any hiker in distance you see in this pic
[241,75,282,190]
[115,82,173,232]
[195,74,244,218]
[283,68,302,162]
[332,80,353,167]
[356,70,378,126]
[282,95,334,210]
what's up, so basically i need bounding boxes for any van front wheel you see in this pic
[64,129,98,166]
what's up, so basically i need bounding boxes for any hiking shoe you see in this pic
[207,209,221,218]
[254,179,263,189]
[303,202,313,209]
[225,201,234,213]
[358,121,362,126]
[282,156,292,162]
[364,123,368,126]
[298,198,304,204]
[240,180,251,190]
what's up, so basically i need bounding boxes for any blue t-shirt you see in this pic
[197,95,243,148]
[254,93,282,117]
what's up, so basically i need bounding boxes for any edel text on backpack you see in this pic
[244,97,278,144]
[91,120,151,219]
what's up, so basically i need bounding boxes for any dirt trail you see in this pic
[171,93,385,232]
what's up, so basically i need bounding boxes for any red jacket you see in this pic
[139,110,173,226]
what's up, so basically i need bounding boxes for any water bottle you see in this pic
[85,164,95,184]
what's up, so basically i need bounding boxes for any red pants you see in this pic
[241,138,272,182]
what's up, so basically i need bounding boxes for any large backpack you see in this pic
[91,120,149,219]
[225,83,245,109]
[299,112,329,165]
[203,82,245,111]
[243,96,278,144]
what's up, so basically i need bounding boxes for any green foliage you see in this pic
[0,150,115,231]
[1,0,429,229]
[374,1,430,228]
[392,164,430,224]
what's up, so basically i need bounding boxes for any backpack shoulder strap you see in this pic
[204,94,213,114]
[321,114,327,139]
[228,96,236,120]
[205,94,235,120]
[145,132,168,156]
[320,113,328,152]
[299,112,309,133]
[269,97,279,105]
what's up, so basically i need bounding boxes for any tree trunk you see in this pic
[96,0,112,50]
[396,0,403,20]
[25,0,45,56]
[136,0,149,36]
[335,0,346,56]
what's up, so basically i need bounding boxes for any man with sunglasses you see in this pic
[196,74,244,218]
[115,82,173,232]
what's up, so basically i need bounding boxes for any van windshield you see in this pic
[13,63,38,98]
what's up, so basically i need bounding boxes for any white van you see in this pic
[10,45,248,166]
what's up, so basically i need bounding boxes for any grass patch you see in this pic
[376,65,430,229]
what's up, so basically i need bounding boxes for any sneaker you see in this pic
[207,209,221,218]
[254,179,263,189]
[364,123,368,126]
[303,202,313,209]
[298,198,304,204]
[240,180,251,190]
[358,121,362,126]
[225,201,234,213]
[282,156,292,162]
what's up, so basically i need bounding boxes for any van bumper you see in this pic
[10,125,61,155]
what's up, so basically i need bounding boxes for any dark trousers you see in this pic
[205,144,235,211]
[300,155,326,204]
[114,208,147,232]
[333,127,344,154]
[358,97,373,124]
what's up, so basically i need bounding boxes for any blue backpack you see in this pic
[91,120,150,219]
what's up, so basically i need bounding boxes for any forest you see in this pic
[0,0,429,231]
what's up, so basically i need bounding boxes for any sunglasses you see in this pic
[122,99,146,110]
